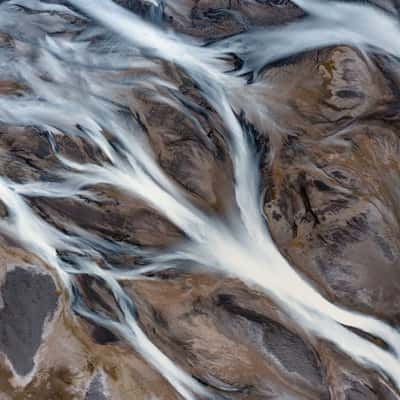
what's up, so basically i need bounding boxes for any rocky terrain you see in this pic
[0,0,399,399]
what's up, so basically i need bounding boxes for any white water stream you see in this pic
[0,0,399,398]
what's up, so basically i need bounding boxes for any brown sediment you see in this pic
[161,0,304,40]
[251,45,400,325]
[0,248,181,399]
[123,273,331,399]
[0,1,400,400]
[0,81,26,95]
[131,67,237,216]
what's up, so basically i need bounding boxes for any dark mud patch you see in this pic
[0,267,58,376]
[85,372,108,400]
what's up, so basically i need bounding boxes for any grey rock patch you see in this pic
[215,294,325,387]
[344,381,378,400]
[0,266,58,376]
[85,372,107,400]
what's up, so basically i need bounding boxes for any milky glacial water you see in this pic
[0,0,399,398]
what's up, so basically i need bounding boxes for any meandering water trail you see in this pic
[0,0,399,398]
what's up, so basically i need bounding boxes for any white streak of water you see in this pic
[0,0,399,397]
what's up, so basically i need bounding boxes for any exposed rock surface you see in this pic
[85,373,107,400]
[0,267,58,376]
[0,1,399,400]
[261,45,400,322]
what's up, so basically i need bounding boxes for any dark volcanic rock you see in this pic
[0,1,399,400]
[85,372,108,400]
[0,267,58,376]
